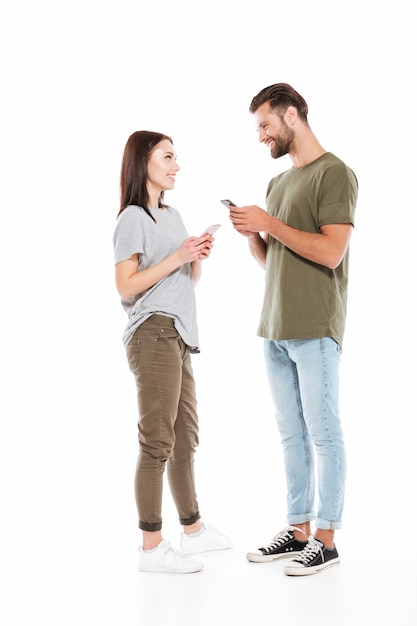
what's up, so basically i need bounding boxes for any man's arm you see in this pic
[247,232,268,269]
[230,205,353,270]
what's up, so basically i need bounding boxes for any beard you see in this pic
[270,123,295,159]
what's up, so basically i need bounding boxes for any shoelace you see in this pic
[204,524,225,537]
[262,526,303,554]
[163,542,173,555]
[296,537,324,564]
[163,542,190,561]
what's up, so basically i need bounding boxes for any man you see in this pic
[229,83,358,576]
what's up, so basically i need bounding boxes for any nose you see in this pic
[258,128,267,143]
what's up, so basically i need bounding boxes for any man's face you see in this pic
[253,101,295,159]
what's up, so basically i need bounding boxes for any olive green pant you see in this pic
[126,314,201,532]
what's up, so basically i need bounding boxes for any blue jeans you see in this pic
[263,337,346,530]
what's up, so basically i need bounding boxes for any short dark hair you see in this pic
[118,130,173,220]
[249,83,309,123]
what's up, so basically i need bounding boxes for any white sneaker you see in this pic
[138,540,204,574]
[180,523,232,554]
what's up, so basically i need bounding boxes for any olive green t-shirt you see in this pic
[257,152,358,348]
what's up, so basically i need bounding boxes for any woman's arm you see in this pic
[191,232,215,285]
[191,260,202,286]
[115,236,212,300]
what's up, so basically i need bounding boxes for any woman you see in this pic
[113,130,231,574]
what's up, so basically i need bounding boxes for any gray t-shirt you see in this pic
[113,205,199,351]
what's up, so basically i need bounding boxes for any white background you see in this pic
[1,1,416,624]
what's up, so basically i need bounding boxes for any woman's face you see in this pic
[146,139,180,201]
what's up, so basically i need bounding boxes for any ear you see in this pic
[284,105,298,127]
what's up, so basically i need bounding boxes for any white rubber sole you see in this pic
[246,550,304,563]
[284,557,340,576]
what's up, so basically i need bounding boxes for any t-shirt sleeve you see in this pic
[113,209,144,265]
[318,164,358,228]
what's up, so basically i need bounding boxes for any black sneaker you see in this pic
[283,536,340,576]
[246,526,308,563]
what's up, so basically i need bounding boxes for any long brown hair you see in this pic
[118,130,173,220]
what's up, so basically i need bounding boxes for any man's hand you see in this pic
[229,204,271,235]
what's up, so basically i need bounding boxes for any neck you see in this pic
[289,129,326,169]
[148,195,160,208]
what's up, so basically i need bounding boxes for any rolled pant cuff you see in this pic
[180,512,201,526]
[139,521,163,532]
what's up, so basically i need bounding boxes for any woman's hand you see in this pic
[178,234,214,262]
